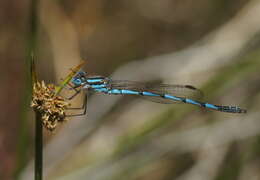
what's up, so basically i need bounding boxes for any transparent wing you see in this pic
[108,80,203,104]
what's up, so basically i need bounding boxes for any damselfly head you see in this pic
[71,71,87,87]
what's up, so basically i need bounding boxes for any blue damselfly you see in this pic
[66,71,247,116]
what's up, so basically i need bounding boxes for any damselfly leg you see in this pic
[60,79,82,100]
[66,92,88,117]
[58,78,88,117]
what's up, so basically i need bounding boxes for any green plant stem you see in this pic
[28,0,41,178]
[35,112,43,180]
[14,0,39,177]
[31,54,42,180]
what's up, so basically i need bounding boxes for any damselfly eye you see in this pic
[73,78,82,85]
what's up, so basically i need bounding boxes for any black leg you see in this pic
[67,89,81,100]
[66,82,78,91]
[60,90,81,100]
[59,82,82,100]
[67,93,86,110]
[66,93,88,117]
[64,85,81,100]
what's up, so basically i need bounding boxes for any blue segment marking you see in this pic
[121,89,140,95]
[107,89,122,94]
[142,91,160,96]
[185,98,201,106]
[107,89,140,95]
[205,103,218,110]
[164,94,182,102]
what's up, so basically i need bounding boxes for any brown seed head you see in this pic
[31,81,70,131]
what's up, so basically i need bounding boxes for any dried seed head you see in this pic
[31,81,70,131]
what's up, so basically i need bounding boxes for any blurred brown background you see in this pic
[2,0,260,180]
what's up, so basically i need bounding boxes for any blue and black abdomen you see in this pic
[83,77,247,113]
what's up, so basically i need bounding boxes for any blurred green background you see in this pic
[1,0,260,179]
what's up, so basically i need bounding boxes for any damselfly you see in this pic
[66,71,247,116]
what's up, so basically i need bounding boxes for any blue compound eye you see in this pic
[73,78,82,85]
